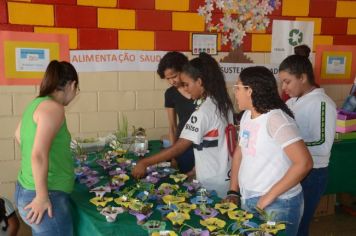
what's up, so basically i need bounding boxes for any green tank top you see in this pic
[18,96,74,193]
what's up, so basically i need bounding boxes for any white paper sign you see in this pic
[16,48,50,72]
[70,50,279,82]
[271,20,314,65]
[70,50,166,72]
[326,56,346,74]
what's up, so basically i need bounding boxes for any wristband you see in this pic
[227,190,241,197]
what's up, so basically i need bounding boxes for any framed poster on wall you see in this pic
[191,33,218,55]
[315,45,356,84]
[0,31,69,85]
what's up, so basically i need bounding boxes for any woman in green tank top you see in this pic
[14,60,79,236]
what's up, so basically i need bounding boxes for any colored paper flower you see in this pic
[183,180,202,192]
[181,228,210,236]
[162,195,185,205]
[259,221,286,235]
[214,202,237,214]
[169,173,188,183]
[89,196,113,207]
[166,211,190,225]
[156,204,178,216]
[128,200,153,215]
[200,217,226,232]
[100,206,124,222]
[90,185,111,198]
[227,210,253,222]
[194,206,219,220]
[142,220,166,234]
[190,196,213,205]
[152,231,177,236]
[114,195,131,208]
[176,202,197,213]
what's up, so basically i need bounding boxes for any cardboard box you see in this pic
[314,194,336,217]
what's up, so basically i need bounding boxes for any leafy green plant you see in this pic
[116,115,129,140]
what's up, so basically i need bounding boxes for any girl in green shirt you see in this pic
[15,60,79,236]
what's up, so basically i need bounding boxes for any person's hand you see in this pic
[222,195,239,205]
[186,168,196,180]
[132,160,147,179]
[24,196,52,224]
[256,194,274,210]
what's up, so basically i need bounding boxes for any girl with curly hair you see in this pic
[227,66,313,236]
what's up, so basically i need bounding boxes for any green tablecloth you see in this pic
[325,139,356,195]
[70,140,285,236]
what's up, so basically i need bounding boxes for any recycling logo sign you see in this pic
[271,20,314,64]
[288,29,303,46]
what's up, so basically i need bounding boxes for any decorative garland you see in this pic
[197,0,281,48]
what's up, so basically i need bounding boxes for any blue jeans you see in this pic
[242,191,304,236]
[15,182,73,236]
[176,146,195,173]
[297,167,328,236]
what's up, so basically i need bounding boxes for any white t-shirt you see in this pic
[0,197,15,236]
[286,88,337,168]
[238,109,302,200]
[180,96,233,198]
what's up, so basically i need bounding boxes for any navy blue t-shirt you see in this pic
[164,86,196,173]
[165,86,196,137]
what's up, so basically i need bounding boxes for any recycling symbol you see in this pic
[288,29,303,46]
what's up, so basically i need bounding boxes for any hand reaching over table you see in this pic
[132,160,148,179]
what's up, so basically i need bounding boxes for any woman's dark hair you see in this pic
[279,54,318,87]
[0,198,8,232]
[239,66,294,118]
[39,60,78,97]
[182,52,234,121]
[157,51,188,79]
[294,44,311,58]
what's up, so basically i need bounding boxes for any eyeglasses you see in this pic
[232,84,249,93]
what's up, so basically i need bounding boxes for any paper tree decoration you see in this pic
[198,0,281,48]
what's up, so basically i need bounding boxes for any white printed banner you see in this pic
[70,50,279,82]
[70,50,165,72]
[271,20,314,65]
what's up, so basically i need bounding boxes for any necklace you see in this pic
[194,97,206,110]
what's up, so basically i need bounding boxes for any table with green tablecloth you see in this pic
[325,139,356,195]
[70,140,286,236]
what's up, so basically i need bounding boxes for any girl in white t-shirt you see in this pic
[279,55,337,236]
[227,66,313,236]
[132,52,234,197]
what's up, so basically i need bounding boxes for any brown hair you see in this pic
[39,60,78,97]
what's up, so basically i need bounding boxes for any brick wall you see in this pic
[1,0,356,51]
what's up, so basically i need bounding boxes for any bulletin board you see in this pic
[315,45,356,84]
[0,31,69,85]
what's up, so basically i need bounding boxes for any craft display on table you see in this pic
[100,206,124,223]
[72,137,286,236]
[142,220,167,235]
[200,217,226,232]
[170,173,188,183]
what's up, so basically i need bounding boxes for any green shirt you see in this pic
[18,96,74,193]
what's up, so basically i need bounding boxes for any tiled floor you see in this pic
[17,206,356,236]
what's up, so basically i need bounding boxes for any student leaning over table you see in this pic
[226,66,313,236]
[279,55,337,236]
[14,60,79,236]
[132,52,234,198]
